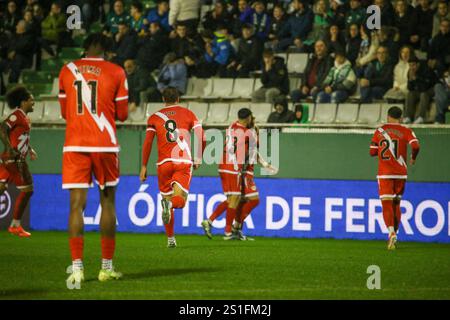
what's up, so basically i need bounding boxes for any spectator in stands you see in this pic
[130,1,147,36]
[202,1,231,32]
[111,22,137,66]
[249,1,271,41]
[145,0,170,32]
[136,21,169,72]
[378,26,400,64]
[432,1,450,37]
[70,0,100,31]
[277,0,313,51]
[384,45,412,102]
[23,9,40,38]
[412,0,435,51]
[1,20,35,83]
[267,97,295,123]
[304,0,332,46]
[252,49,289,103]
[168,0,201,36]
[291,104,309,124]
[32,3,44,25]
[291,40,333,103]
[404,56,438,124]
[434,68,450,124]
[203,25,233,78]
[231,0,253,36]
[325,24,345,54]
[359,46,394,103]
[24,0,38,13]
[316,50,356,103]
[393,0,416,47]
[41,2,69,57]
[2,1,20,35]
[170,23,190,58]
[428,19,450,72]
[157,52,187,95]
[103,0,131,36]
[345,0,365,29]
[266,4,287,50]
[375,0,396,26]
[329,0,346,30]
[345,23,362,66]
[355,28,379,77]
[226,23,263,78]
[124,59,157,112]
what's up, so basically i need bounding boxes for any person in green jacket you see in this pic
[41,2,69,56]
[292,104,309,124]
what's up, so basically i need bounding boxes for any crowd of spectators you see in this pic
[0,0,449,124]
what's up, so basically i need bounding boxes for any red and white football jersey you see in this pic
[58,57,128,152]
[2,108,31,159]
[370,123,420,179]
[146,105,201,165]
[219,121,257,174]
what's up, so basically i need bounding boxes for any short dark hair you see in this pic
[408,56,419,64]
[238,108,252,119]
[5,85,31,109]
[263,48,274,58]
[162,87,180,104]
[83,32,113,52]
[131,1,143,12]
[388,106,403,119]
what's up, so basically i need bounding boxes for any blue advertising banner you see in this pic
[31,175,450,243]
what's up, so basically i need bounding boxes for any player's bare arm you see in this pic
[0,122,19,159]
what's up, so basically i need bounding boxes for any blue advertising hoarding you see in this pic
[31,175,450,243]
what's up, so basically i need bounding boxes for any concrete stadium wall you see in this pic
[29,127,450,182]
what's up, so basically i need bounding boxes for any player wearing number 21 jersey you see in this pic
[58,34,128,285]
[370,106,420,250]
[140,87,205,248]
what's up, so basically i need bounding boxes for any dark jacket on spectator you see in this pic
[202,10,231,32]
[279,7,314,41]
[136,29,169,71]
[235,35,263,72]
[380,2,396,26]
[113,31,137,66]
[407,62,438,92]
[428,31,450,64]
[301,54,333,89]
[394,6,416,46]
[267,101,295,123]
[261,56,289,94]
[250,9,271,40]
[2,11,20,33]
[127,68,155,105]
[364,60,394,90]
[413,5,435,40]
[345,34,361,65]
[8,32,35,61]
[268,15,287,40]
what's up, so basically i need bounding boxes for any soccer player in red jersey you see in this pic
[140,87,205,248]
[370,106,420,250]
[58,34,129,284]
[201,110,276,240]
[0,86,37,238]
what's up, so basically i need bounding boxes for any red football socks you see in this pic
[69,236,84,261]
[393,201,402,232]
[171,195,185,209]
[209,200,228,222]
[101,237,116,260]
[13,191,32,220]
[382,200,394,230]
[225,207,237,234]
[237,199,260,223]
[164,209,175,237]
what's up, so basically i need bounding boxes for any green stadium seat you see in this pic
[21,70,54,84]
[41,59,65,72]
[229,102,250,120]
[146,103,163,118]
[380,103,404,124]
[446,112,450,124]
[188,102,208,122]
[230,78,255,99]
[27,83,54,96]
[73,35,86,47]
[89,21,103,33]
[129,104,147,123]
[207,78,234,99]
[28,101,44,122]
[335,103,359,124]
[59,47,84,60]
[206,103,229,124]
[183,78,214,99]
[312,103,337,123]
[43,100,63,122]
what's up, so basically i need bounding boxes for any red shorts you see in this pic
[0,161,33,189]
[62,152,119,189]
[219,171,241,196]
[378,179,406,200]
[157,161,192,195]
[242,172,258,198]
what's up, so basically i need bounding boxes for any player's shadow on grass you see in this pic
[124,267,223,281]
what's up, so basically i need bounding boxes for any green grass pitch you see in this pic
[0,231,449,300]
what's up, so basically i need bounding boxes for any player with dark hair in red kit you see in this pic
[59,33,128,285]
[0,86,37,238]
[370,106,420,250]
[140,87,205,248]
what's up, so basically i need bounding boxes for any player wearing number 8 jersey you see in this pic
[58,34,128,285]
[140,87,205,248]
[370,106,420,250]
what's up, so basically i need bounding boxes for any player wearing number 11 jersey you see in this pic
[140,87,205,248]
[370,107,420,250]
[58,34,128,285]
